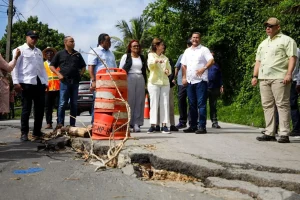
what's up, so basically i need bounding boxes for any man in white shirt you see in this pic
[12,30,48,141]
[181,32,214,134]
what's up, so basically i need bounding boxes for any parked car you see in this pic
[77,81,93,116]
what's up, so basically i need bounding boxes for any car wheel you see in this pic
[89,110,92,115]
[77,110,81,116]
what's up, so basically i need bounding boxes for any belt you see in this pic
[48,77,59,80]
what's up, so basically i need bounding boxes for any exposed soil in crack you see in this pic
[133,162,200,182]
[130,153,300,194]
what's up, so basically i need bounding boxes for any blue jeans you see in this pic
[187,81,208,129]
[58,81,79,126]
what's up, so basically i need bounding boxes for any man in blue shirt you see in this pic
[88,33,117,123]
[174,39,192,129]
[207,52,223,128]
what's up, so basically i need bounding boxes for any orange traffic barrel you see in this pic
[92,113,114,140]
[96,68,127,89]
[111,118,130,139]
[94,99,127,112]
[95,87,128,100]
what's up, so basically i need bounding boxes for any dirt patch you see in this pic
[133,162,200,182]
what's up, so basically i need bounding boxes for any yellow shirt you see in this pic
[147,52,171,85]
[256,32,297,79]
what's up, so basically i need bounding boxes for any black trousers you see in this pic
[208,88,220,124]
[177,85,188,124]
[9,102,14,119]
[45,91,59,125]
[20,77,46,136]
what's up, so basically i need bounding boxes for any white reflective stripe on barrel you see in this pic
[96,91,115,99]
[96,80,127,88]
[94,101,114,109]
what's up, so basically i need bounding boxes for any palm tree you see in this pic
[112,16,152,62]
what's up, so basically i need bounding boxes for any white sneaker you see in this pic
[134,124,140,132]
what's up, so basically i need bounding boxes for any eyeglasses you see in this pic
[132,45,140,48]
[265,24,277,28]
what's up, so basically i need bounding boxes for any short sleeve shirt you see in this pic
[50,49,86,82]
[256,32,297,79]
[87,46,117,75]
[181,45,213,84]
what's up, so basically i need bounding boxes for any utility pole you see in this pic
[5,0,13,62]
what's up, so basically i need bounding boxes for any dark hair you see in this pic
[192,32,201,37]
[98,33,109,45]
[64,36,71,42]
[126,40,141,54]
[151,38,164,52]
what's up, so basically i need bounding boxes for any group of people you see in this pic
[1,16,298,143]
[4,31,86,141]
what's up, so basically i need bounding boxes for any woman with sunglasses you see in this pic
[147,38,172,134]
[119,40,147,132]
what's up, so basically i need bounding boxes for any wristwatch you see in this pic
[252,76,258,79]
[91,79,96,82]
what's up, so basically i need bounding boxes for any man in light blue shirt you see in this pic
[88,33,117,123]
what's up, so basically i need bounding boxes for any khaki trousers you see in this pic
[259,80,291,136]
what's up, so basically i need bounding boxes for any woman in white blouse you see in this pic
[147,38,172,134]
[119,40,147,132]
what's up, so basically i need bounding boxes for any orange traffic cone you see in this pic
[144,94,150,119]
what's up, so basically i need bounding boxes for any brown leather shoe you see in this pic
[45,124,53,129]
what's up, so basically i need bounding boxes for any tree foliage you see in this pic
[0,16,65,58]
[143,0,300,126]
[112,17,152,62]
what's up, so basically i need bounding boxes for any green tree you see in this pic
[142,0,300,127]
[112,16,152,62]
[0,16,65,58]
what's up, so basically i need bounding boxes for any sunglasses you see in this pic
[30,36,38,39]
[265,24,277,28]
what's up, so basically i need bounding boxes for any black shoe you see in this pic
[175,123,187,129]
[277,136,290,143]
[183,127,197,133]
[155,125,160,132]
[161,126,171,134]
[212,123,221,129]
[170,125,179,131]
[290,131,300,137]
[147,126,156,134]
[195,127,207,134]
[20,134,29,142]
[256,134,277,141]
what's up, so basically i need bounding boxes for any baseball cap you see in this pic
[263,17,280,26]
[26,30,39,38]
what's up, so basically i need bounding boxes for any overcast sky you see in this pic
[0,0,155,60]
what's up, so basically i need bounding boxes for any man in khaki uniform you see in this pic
[252,17,298,143]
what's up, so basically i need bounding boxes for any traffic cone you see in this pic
[144,94,150,119]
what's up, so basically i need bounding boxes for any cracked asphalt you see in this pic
[1,113,300,200]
